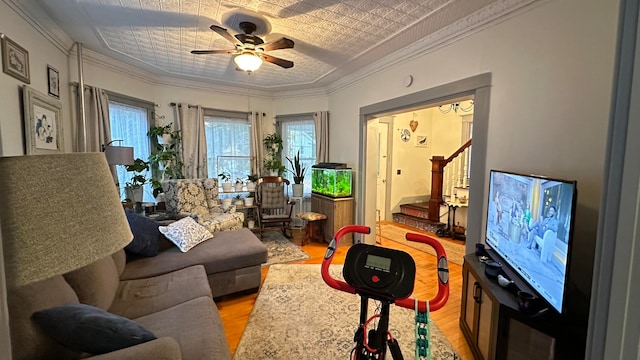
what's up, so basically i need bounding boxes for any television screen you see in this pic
[485,170,577,313]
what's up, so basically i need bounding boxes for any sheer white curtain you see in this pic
[174,104,207,179]
[313,111,329,162]
[250,111,264,177]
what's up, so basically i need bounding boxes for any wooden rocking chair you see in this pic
[256,176,295,239]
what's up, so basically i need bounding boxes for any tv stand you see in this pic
[460,251,585,359]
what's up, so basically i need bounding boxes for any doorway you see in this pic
[357,73,492,255]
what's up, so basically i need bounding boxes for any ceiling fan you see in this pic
[191,21,295,72]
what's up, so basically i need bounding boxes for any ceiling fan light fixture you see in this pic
[234,52,262,72]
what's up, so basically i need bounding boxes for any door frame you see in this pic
[357,73,491,252]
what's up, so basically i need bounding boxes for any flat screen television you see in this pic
[485,170,577,313]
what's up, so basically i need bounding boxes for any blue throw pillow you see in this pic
[124,210,161,257]
[32,303,156,355]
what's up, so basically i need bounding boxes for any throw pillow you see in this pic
[158,216,214,252]
[124,210,161,257]
[32,303,156,355]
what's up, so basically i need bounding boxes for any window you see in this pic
[204,110,250,183]
[277,114,316,196]
[108,95,153,202]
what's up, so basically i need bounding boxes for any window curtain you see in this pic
[73,85,112,153]
[313,111,329,162]
[250,111,264,176]
[173,103,207,178]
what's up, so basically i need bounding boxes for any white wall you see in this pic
[329,0,617,301]
[0,1,71,156]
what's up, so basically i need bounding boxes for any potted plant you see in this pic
[147,123,173,145]
[286,150,307,197]
[218,172,232,192]
[233,194,243,206]
[263,133,285,176]
[235,178,245,192]
[246,173,259,191]
[243,193,254,207]
[147,124,183,198]
[124,158,150,204]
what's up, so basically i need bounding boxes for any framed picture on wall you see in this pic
[22,85,64,154]
[1,34,30,84]
[415,134,428,147]
[47,65,60,98]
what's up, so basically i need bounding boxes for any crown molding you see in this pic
[4,0,74,53]
[326,0,542,94]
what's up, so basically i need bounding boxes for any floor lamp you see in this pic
[103,141,134,198]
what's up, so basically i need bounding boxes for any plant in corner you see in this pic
[263,133,285,176]
[286,150,307,197]
[147,123,173,145]
[147,123,184,198]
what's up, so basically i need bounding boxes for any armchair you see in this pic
[256,176,294,239]
[162,178,244,234]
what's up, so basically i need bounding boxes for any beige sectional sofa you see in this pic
[8,221,268,358]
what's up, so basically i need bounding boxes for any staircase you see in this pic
[392,202,446,233]
[392,139,472,233]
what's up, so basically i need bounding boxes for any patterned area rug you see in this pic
[233,264,460,360]
[261,231,310,266]
[379,222,466,265]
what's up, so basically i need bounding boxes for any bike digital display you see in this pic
[365,254,392,272]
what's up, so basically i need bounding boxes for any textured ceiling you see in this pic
[16,0,528,91]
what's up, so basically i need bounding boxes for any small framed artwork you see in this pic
[415,134,428,147]
[23,85,64,154]
[47,65,60,98]
[1,34,30,84]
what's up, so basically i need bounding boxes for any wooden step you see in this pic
[392,213,446,234]
[399,202,430,219]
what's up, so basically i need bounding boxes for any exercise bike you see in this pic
[322,225,450,360]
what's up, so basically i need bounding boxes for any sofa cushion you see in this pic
[64,255,120,311]
[121,228,268,281]
[32,303,156,355]
[159,216,214,252]
[109,265,212,319]
[124,210,162,257]
[134,296,231,360]
[199,212,244,234]
[8,276,81,360]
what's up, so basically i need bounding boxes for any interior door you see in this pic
[376,122,389,221]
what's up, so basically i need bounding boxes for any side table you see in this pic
[296,212,327,245]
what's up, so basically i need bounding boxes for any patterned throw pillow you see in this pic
[158,217,214,252]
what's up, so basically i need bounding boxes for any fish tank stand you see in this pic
[310,193,354,243]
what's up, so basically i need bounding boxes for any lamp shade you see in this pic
[104,145,134,165]
[234,52,262,72]
[0,153,133,288]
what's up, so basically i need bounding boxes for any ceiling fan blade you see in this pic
[259,54,294,69]
[258,37,295,52]
[210,24,243,46]
[191,49,236,55]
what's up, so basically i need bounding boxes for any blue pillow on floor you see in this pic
[32,303,156,355]
[124,210,161,257]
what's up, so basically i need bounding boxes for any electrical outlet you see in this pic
[397,169,401,175]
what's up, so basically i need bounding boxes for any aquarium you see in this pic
[312,163,353,198]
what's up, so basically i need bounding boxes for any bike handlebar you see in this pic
[321,225,449,312]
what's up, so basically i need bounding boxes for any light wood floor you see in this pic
[216,227,474,360]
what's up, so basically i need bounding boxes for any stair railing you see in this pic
[428,139,472,221]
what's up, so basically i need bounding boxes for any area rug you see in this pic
[261,231,310,266]
[233,264,460,360]
[379,222,466,265]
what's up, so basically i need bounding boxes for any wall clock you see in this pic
[400,128,411,142]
